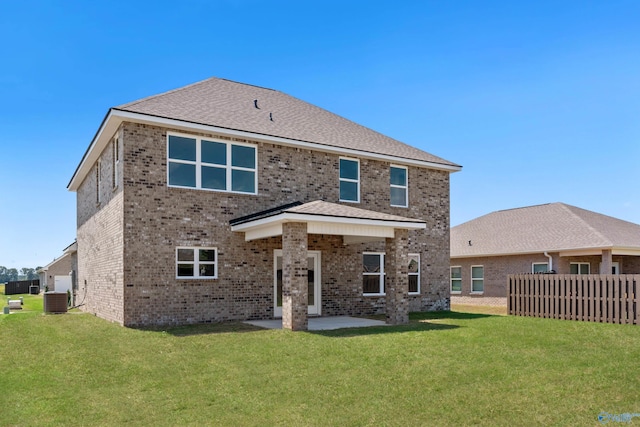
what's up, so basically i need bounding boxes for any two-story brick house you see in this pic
[67,77,461,329]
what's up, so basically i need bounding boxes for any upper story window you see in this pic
[112,137,119,189]
[168,134,257,194]
[450,266,462,293]
[96,159,102,204]
[471,265,484,293]
[339,158,359,203]
[390,165,408,207]
[176,247,218,279]
[570,262,590,274]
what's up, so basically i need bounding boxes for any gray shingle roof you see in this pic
[231,200,425,226]
[451,203,640,257]
[114,77,459,168]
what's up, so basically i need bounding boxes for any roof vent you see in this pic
[269,112,274,122]
[254,99,260,109]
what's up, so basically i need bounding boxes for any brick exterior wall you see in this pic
[76,121,452,326]
[451,253,640,300]
[76,130,124,324]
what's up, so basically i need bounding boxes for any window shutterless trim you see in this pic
[339,157,360,203]
[408,253,420,294]
[470,265,484,294]
[532,262,549,273]
[450,266,462,294]
[176,247,218,279]
[390,164,408,208]
[569,262,590,274]
[362,252,385,295]
[167,132,257,194]
[112,137,119,189]
[96,158,101,204]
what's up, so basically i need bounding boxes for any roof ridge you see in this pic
[558,203,613,246]
[116,76,222,110]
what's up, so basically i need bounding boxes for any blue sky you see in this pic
[1,0,639,269]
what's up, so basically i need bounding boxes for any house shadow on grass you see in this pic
[141,321,265,337]
[309,319,459,338]
[141,310,494,338]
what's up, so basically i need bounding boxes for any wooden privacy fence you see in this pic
[508,274,640,325]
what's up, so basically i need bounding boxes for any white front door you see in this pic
[274,250,321,317]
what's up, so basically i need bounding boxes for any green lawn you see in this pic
[2,296,640,426]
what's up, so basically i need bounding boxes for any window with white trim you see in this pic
[532,263,549,273]
[96,159,101,204]
[168,134,257,194]
[408,253,420,294]
[363,253,384,294]
[176,247,218,279]
[450,266,462,293]
[390,165,408,207]
[339,158,359,202]
[471,265,484,293]
[112,137,119,189]
[570,262,590,274]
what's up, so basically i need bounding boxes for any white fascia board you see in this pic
[231,212,426,232]
[109,110,462,172]
[68,110,123,191]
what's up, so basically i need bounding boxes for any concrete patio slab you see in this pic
[244,316,388,331]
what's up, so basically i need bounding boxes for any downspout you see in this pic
[544,252,553,272]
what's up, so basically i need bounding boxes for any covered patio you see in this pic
[230,200,427,331]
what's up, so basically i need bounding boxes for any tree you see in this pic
[6,268,18,282]
[21,268,38,280]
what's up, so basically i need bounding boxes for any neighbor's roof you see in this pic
[69,78,460,190]
[451,203,640,258]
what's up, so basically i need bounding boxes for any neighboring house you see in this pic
[67,77,461,329]
[450,203,640,304]
[37,241,78,297]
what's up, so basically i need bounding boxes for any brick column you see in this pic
[385,228,409,325]
[600,249,613,274]
[282,222,308,331]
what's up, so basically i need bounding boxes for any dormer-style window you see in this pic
[339,158,359,203]
[168,134,257,194]
[390,165,408,207]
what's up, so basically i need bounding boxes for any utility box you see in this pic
[44,292,68,314]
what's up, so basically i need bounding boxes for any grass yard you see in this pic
[2,297,640,426]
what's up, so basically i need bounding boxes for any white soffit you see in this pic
[232,213,426,242]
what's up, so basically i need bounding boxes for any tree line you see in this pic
[0,266,41,282]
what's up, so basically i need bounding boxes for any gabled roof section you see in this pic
[114,77,460,168]
[231,200,426,242]
[451,203,640,258]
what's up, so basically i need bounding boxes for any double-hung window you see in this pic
[570,262,590,274]
[176,247,217,279]
[390,165,408,207]
[339,158,359,202]
[471,265,484,293]
[408,253,420,294]
[450,266,462,293]
[168,134,257,194]
[363,253,384,295]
